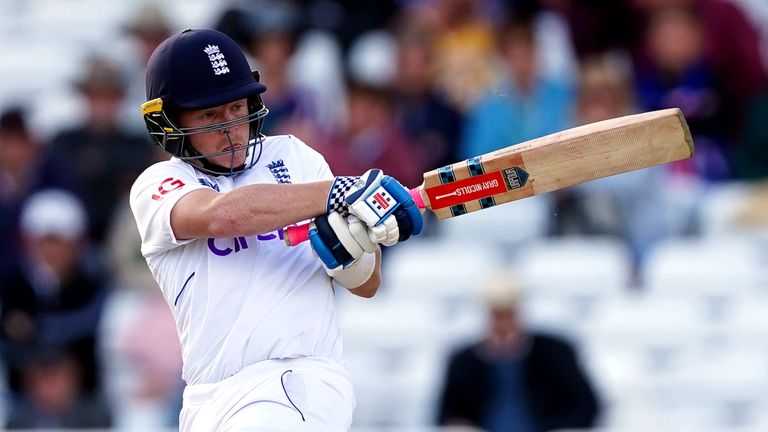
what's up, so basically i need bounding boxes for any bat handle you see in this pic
[282,222,312,247]
[283,187,425,247]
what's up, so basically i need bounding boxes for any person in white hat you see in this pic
[0,189,108,405]
[437,270,600,432]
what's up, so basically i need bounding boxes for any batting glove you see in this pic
[309,212,375,267]
[326,169,384,217]
[347,175,424,246]
[309,212,378,289]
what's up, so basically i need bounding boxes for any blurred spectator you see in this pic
[217,0,323,136]
[0,190,108,397]
[574,55,635,125]
[217,0,399,52]
[541,0,636,60]
[392,18,464,171]
[635,5,730,181]
[0,107,75,274]
[99,199,183,428]
[216,0,342,142]
[459,16,573,159]
[106,199,159,296]
[120,3,176,132]
[347,29,398,89]
[417,0,500,112]
[312,80,427,187]
[633,0,767,134]
[437,272,600,431]
[298,0,399,51]
[551,54,669,273]
[6,347,111,429]
[215,0,303,49]
[123,3,172,65]
[734,91,768,180]
[49,56,155,244]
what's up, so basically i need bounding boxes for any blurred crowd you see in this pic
[0,0,766,429]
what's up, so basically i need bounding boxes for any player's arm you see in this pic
[170,168,391,240]
[170,181,333,239]
[306,174,422,296]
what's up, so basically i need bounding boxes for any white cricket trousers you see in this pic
[179,357,356,432]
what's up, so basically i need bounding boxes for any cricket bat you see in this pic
[283,108,694,246]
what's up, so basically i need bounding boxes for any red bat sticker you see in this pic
[425,171,508,209]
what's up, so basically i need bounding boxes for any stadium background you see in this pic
[0,0,767,430]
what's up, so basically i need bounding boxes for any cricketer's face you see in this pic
[178,98,251,169]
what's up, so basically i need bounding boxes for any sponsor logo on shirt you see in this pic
[208,236,249,256]
[207,230,286,256]
[267,159,292,184]
[198,178,220,191]
[151,178,186,201]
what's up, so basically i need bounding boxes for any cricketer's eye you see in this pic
[231,103,246,116]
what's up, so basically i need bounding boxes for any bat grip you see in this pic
[283,187,424,247]
[409,187,426,209]
[282,223,311,247]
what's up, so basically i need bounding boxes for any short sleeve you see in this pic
[285,135,334,181]
[129,162,207,257]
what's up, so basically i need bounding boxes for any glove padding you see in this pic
[330,251,376,290]
[348,176,424,247]
[309,212,377,272]
[326,169,384,217]
[368,206,417,247]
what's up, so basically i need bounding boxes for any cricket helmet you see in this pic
[141,28,269,176]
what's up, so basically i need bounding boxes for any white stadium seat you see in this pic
[514,236,633,327]
[642,237,765,304]
[337,299,448,427]
[438,194,552,247]
[381,239,503,308]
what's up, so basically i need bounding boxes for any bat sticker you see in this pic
[426,167,530,210]
[502,167,529,190]
[437,165,467,216]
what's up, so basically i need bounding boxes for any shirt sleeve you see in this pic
[285,134,334,181]
[129,162,207,257]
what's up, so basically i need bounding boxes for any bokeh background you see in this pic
[0,0,767,431]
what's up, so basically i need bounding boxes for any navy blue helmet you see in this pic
[141,28,269,176]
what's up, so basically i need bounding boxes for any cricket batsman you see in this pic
[129,28,422,431]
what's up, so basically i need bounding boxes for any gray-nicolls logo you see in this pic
[204,45,230,76]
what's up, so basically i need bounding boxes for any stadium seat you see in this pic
[642,237,765,320]
[438,194,552,247]
[514,236,633,326]
[698,181,756,238]
[337,299,448,427]
[381,239,504,309]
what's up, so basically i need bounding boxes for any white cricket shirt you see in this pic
[129,135,343,385]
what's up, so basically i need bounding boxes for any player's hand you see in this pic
[309,212,376,272]
[326,169,384,217]
[325,169,423,246]
[347,175,423,247]
[309,213,378,289]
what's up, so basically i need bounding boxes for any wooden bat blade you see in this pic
[421,108,693,219]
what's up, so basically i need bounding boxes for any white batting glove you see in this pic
[326,169,384,217]
[347,215,379,253]
[330,250,376,290]
[367,215,400,247]
[309,213,379,289]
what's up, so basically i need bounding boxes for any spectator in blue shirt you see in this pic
[460,16,573,159]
